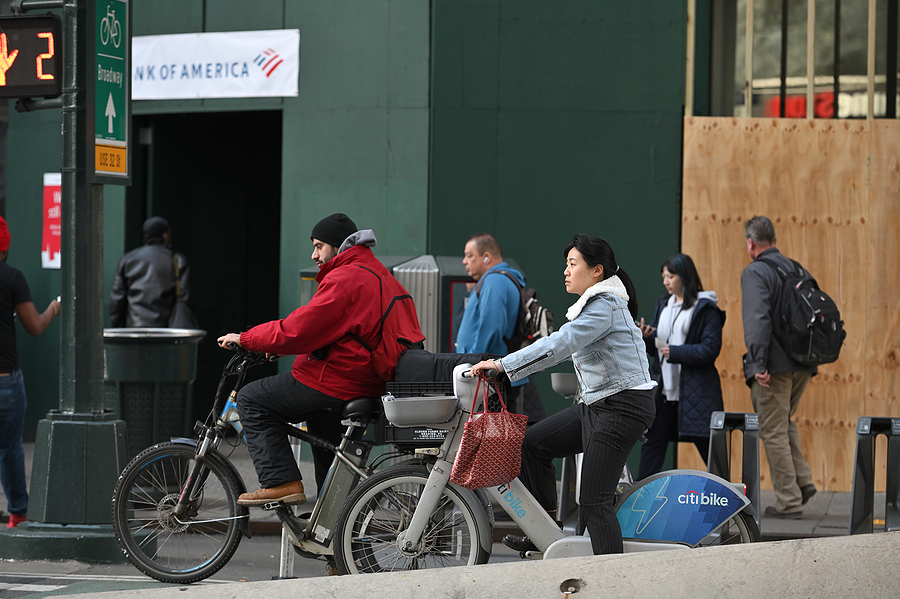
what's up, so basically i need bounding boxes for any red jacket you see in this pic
[240,245,407,400]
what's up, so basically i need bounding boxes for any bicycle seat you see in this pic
[550,373,578,398]
[342,397,383,420]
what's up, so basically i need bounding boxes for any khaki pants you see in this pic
[751,371,814,512]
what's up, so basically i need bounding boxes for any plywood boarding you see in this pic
[680,117,900,492]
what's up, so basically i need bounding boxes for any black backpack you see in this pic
[758,256,846,366]
[475,270,554,353]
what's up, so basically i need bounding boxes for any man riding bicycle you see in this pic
[217,213,423,506]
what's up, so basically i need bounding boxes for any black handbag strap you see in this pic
[172,253,183,302]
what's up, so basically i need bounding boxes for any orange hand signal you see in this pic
[0,32,20,86]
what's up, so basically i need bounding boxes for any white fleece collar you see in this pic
[566,276,629,321]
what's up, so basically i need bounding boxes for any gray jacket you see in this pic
[500,287,650,405]
[741,247,816,383]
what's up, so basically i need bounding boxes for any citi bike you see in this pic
[110,345,428,583]
[331,364,761,574]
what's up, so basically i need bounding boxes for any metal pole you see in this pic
[887,0,898,118]
[685,0,696,117]
[58,0,104,413]
[807,0,815,119]
[779,0,787,117]
[834,0,841,118]
[745,0,754,117]
[868,0,877,119]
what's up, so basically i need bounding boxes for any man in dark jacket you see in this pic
[742,215,817,519]
[217,213,424,506]
[109,217,192,327]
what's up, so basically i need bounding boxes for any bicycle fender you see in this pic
[615,469,750,547]
[448,482,493,555]
[168,437,252,539]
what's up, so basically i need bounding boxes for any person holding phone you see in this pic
[0,216,60,528]
[636,253,725,478]
[469,234,655,556]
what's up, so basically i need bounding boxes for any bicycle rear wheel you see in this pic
[334,464,491,574]
[111,442,247,583]
[697,508,760,545]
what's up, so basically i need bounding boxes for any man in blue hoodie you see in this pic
[456,234,545,424]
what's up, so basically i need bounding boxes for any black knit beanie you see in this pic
[142,216,170,244]
[310,213,358,248]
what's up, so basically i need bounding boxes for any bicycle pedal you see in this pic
[261,501,285,511]
[523,550,543,560]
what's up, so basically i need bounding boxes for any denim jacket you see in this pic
[499,280,650,405]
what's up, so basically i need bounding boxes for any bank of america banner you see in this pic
[132,29,300,100]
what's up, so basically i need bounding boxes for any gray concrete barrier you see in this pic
[57,531,900,599]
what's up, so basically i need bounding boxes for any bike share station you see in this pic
[554,367,763,543]
[848,416,900,535]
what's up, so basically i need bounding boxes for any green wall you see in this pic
[429,1,687,414]
[281,1,431,317]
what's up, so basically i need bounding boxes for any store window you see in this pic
[708,0,899,117]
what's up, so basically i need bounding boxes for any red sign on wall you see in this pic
[42,173,61,269]
[764,92,835,118]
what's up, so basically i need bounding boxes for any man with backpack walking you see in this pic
[457,234,546,425]
[741,215,818,519]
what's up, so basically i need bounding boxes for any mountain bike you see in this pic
[110,345,430,583]
[331,364,761,574]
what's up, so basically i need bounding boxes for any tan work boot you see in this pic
[238,480,306,506]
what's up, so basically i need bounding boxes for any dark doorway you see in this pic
[127,110,282,424]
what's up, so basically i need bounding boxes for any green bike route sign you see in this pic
[93,0,130,183]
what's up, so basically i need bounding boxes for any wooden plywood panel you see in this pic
[865,122,900,484]
[679,117,891,492]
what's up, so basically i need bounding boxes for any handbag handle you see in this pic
[467,375,507,421]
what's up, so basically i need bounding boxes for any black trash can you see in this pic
[103,328,206,461]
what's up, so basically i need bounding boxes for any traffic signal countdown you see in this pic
[0,14,62,99]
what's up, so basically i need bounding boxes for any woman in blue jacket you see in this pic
[637,253,726,478]
[470,234,655,555]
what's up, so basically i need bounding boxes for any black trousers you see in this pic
[638,392,709,480]
[237,371,347,493]
[517,388,655,554]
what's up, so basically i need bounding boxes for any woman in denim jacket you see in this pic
[470,234,656,555]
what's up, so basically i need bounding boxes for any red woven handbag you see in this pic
[449,376,529,490]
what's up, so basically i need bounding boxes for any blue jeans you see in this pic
[0,370,28,516]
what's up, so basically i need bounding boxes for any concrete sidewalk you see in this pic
[2,442,885,540]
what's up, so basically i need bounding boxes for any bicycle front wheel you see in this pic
[334,464,491,575]
[111,442,247,583]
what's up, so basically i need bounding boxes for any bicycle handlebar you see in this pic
[462,368,499,379]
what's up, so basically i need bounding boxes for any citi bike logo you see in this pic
[678,490,730,507]
[498,484,526,518]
